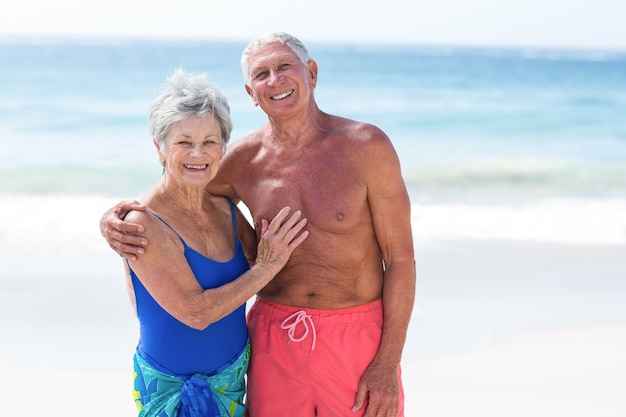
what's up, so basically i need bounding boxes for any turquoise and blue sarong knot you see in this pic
[133,342,250,417]
[179,374,219,417]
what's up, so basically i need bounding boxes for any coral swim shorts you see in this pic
[245,298,404,417]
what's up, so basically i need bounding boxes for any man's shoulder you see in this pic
[323,116,400,169]
[329,115,390,149]
[327,113,384,137]
[226,130,265,154]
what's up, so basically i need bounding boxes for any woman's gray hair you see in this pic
[148,68,232,152]
[241,32,313,84]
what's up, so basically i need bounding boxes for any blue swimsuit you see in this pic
[128,199,250,376]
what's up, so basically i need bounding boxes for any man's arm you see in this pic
[101,131,250,260]
[100,200,148,260]
[352,128,416,417]
[100,148,239,261]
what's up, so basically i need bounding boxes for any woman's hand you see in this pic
[254,206,309,273]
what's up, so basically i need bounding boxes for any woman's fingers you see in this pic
[282,218,308,246]
[257,207,309,263]
[265,206,292,234]
[265,207,306,240]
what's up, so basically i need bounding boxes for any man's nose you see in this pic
[268,70,282,85]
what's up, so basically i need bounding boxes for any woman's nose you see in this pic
[190,143,205,156]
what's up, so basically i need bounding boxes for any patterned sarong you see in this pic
[132,343,250,417]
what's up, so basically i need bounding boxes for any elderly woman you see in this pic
[123,69,308,417]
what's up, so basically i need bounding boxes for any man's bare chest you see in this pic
[239,166,369,234]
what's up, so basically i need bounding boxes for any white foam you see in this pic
[412,198,626,245]
[1,195,624,265]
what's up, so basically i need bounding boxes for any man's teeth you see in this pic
[272,90,294,100]
[185,164,207,169]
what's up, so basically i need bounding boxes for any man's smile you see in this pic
[271,89,294,100]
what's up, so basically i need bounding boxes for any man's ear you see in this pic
[245,84,259,107]
[308,60,318,89]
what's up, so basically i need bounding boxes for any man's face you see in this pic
[244,42,317,116]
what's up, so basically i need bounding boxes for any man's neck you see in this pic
[267,106,326,145]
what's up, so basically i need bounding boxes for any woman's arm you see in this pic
[127,206,308,330]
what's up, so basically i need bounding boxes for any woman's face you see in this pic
[156,114,224,188]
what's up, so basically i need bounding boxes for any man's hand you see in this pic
[100,200,148,261]
[352,360,400,417]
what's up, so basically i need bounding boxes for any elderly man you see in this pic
[102,32,415,417]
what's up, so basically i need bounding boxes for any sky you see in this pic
[1,0,626,50]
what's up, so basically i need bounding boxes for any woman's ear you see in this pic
[153,138,165,165]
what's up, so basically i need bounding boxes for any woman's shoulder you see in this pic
[126,191,177,240]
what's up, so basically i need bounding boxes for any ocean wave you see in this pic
[411,198,626,245]
[402,158,626,201]
[1,158,625,201]
[0,164,160,198]
[0,195,623,251]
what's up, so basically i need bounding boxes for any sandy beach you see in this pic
[3,321,625,417]
[404,323,626,417]
[1,195,625,416]
[403,241,626,417]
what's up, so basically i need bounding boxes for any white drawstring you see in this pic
[280,310,317,352]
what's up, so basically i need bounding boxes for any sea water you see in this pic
[2,39,626,243]
[2,39,626,203]
[1,38,625,370]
